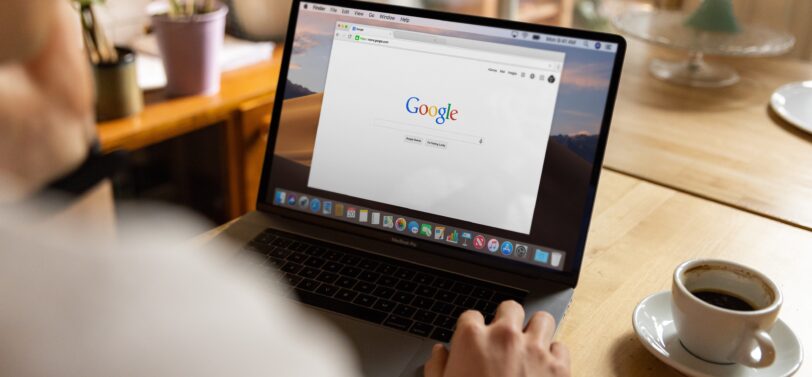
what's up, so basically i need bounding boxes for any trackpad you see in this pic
[309,308,428,376]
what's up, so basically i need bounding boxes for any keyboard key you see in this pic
[271,238,292,247]
[339,254,361,266]
[355,281,375,294]
[373,286,395,299]
[323,261,343,273]
[315,284,339,297]
[413,273,435,285]
[284,274,303,287]
[268,256,285,267]
[435,290,457,302]
[474,300,488,312]
[392,292,415,305]
[454,295,477,308]
[410,322,434,337]
[304,257,326,268]
[270,248,292,259]
[452,282,474,295]
[281,262,303,274]
[394,304,416,318]
[358,271,380,282]
[395,280,417,293]
[316,272,339,284]
[353,294,377,307]
[358,259,379,270]
[451,306,467,318]
[414,310,436,323]
[297,279,319,292]
[383,315,413,331]
[485,314,495,324]
[340,266,361,278]
[335,289,358,302]
[435,278,454,290]
[377,276,398,287]
[336,276,357,289]
[430,327,453,342]
[433,315,455,329]
[416,285,437,297]
[413,297,435,309]
[394,268,415,280]
[289,241,314,251]
[373,299,396,312]
[300,267,320,279]
[287,253,307,264]
[376,263,397,275]
[324,250,343,261]
[482,302,498,315]
[297,289,386,324]
[432,302,454,315]
[472,287,494,300]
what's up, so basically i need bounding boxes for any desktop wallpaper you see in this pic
[266,5,619,263]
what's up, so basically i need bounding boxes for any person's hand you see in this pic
[0,0,95,201]
[424,301,571,377]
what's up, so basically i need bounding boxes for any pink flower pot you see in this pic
[152,3,228,97]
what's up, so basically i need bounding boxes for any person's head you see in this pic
[0,0,95,202]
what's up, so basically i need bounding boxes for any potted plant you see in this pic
[75,0,143,121]
[152,0,229,97]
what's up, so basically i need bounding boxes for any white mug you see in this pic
[671,259,782,367]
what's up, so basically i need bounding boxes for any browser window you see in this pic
[308,23,565,234]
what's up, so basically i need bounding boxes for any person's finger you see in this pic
[524,311,556,346]
[492,300,525,329]
[424,343,449,377]
[456,309,485,328]
[551,341,570,364]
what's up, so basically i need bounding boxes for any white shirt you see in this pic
[0,201,362,377]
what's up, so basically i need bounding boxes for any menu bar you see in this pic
[302,2,617,53]
[273,188,566,271]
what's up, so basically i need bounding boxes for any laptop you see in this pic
[217,1,625,375]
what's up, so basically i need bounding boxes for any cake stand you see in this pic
[612,9,795,87]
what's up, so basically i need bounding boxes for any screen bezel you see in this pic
[256,0,626,287]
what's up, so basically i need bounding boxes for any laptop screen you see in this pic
[262,0,622,274]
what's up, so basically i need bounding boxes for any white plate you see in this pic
[771,81,812,134]
[632,291,803,377]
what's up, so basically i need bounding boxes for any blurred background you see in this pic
[89,0,811,225]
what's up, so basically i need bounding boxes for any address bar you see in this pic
[353,30,561,73]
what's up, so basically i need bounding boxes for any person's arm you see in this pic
[0,0,95,202]
[0,0,52,63]
[425,301,572,377]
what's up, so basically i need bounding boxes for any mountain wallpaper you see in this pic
[551,133,600,163]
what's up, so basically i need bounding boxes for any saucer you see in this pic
[771,81,812,135]
[632,291,803,377]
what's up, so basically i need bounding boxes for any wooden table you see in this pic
[96,48,283,217]
[97,48,282,152]
[604,39,812,231]
[203,170,811,376]
[561,170,810,376]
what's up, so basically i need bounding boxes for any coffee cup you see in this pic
[671,259,782,367]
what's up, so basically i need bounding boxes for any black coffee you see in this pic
[691,289,757,311]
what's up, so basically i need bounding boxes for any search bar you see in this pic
[373,119,485,146]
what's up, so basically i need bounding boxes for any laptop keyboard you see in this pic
[244,228,526,342]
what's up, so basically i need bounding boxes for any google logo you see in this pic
[405,97,459,125]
